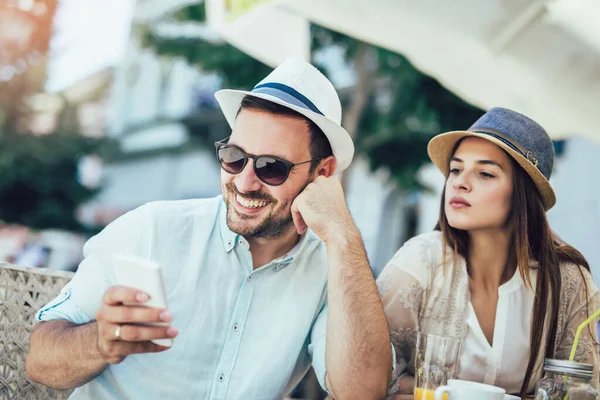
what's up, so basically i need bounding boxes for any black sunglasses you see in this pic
[214,137,325,186]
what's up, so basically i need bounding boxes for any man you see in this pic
[26,58,391,399]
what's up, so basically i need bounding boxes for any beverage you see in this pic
[415,387,447,400]
[413,333,462,399]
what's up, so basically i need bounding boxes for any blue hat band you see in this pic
[252,82,324,116]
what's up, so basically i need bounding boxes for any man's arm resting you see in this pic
[26,320,108,390]
[324,228,392,399]
[290,176,391,398]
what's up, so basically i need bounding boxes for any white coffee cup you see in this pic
[434,379,506,400]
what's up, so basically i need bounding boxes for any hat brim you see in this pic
[427,131,556,211]
[214,89,355,172]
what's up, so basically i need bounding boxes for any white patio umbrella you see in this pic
[205,0,310,68]
[280,0,600,142]
[139,0,311,71]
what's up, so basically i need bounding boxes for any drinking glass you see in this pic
[413,332,462,400]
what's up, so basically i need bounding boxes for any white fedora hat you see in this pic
[214,58,355,171]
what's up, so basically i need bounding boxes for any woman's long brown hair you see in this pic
[435,144,591,396]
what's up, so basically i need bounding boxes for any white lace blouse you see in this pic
[376,231,600,396]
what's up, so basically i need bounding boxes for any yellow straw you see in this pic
[562,307,600,400]
[568,307,600,361]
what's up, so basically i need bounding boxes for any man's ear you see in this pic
[313,156,337,178]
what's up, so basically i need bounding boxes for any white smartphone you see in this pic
[112,254,173,347]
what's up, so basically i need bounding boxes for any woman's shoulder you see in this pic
[560,261,594,284]
[407,230,444,246]
[387,231,450,272]
[558,261,599,301]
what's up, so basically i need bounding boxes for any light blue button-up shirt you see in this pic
[36,196,329,400]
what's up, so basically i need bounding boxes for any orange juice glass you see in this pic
[414,387,447,400]
[413,332,462,400]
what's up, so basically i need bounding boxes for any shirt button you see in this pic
[233,324,239,332]
[218,373,224,382]
[247,275,252,281]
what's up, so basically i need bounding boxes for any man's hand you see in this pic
[96,286,178,364]
[291,176,355,245]
[391,375,414,399]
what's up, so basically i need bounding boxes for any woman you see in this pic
[377,107,600,398]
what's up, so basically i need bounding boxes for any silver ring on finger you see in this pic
[114,325,121,340]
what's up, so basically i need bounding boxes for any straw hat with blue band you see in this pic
[427,107,557,211]
[214,58,355,172]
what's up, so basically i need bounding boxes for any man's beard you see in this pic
[224,182,296,240]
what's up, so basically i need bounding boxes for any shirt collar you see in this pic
[275,230,310,262]
[219,199,238,253]
[498,262,539,295]
[498,267,524,295]
[218,198,316,269]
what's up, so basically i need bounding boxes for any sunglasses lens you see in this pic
[255,157,289,185]
[218,146,246,174]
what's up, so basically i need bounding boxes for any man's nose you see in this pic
[234,159,262,193]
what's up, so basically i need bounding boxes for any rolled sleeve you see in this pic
[35,287,90,324]
[35,255,111,324]
[35,203,152,325]
[308,303,328,392]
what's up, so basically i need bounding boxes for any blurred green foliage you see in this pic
[0,130,101,231]
[355,48,483,190]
